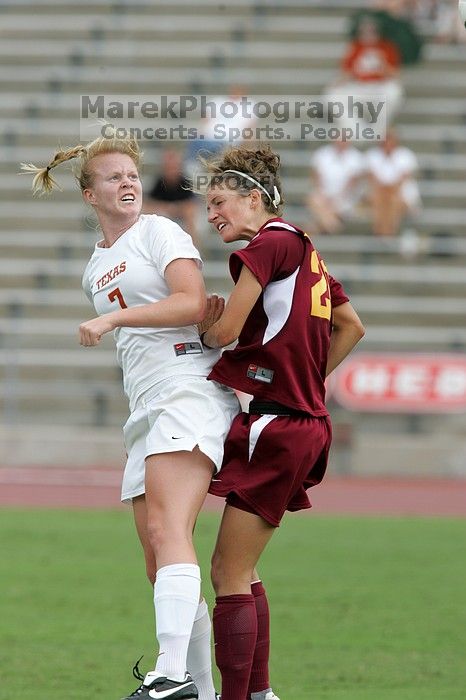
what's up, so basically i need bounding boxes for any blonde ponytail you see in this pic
[20,127,142,196]
[21,145,87,196]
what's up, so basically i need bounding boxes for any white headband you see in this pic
[223,169,281,209]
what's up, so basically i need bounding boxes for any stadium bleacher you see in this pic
[1,0,465,474]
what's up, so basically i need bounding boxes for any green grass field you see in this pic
[0,509,465,700]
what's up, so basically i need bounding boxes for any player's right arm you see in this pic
[200,264,262,349]
[79,258,206,347]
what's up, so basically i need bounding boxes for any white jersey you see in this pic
[82,214,220,410]
[311,144,365,198]
[365,145,417,185]
[366,145,420,208]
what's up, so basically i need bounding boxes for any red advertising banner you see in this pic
[332,353,466,413]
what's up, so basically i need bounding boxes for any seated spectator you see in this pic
[307,140,366,235]
[366,128,421,236]
[144,147,200,248]
[328,15,403,125]
[435,0,466,44]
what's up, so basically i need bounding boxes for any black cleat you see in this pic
[121,658,198,699]
[141,672,197,699]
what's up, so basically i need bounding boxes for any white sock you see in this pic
[187,599,216,700]
[154,563,201,681]
[251,691,273,700]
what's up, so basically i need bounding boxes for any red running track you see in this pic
[0,467,465,517]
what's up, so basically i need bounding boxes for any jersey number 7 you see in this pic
[108,287,128,309]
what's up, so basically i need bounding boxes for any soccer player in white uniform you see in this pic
[22,132,239,700]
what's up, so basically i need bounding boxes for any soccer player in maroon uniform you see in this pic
[198,144,365,700]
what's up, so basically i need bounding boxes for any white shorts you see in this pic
[121,376,240,503]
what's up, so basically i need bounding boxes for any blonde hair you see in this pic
[199,143,283,215]
[21,128,142,196]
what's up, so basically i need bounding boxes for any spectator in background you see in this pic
[184,85,257,177]
[366,128,421,236]
[435,0,466,44]
[307,139,366,234]
[144,147,201,249]
[328,15,403,125]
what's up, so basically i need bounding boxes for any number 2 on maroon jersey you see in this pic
[108,287,128,309]
[310,250,331,320]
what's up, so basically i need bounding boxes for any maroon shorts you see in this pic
[209,411,332,527]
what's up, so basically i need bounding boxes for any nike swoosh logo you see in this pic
[171,436,185,440]
[148,682,194,699]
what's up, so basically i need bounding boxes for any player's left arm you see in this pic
[79,258,206,347]
[326,302,365,376]
[200,264,262,348]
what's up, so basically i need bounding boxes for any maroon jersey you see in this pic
[208,218,349,416]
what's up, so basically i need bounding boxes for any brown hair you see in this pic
[21,128,142,196]
[199,143,284,215]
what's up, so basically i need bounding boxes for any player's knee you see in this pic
[211,548,234,594]
[146,516,191,558]
[146,517,169,556]
[211,550,251,594]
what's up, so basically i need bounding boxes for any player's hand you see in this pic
[79,315,115,347]
[197,293,225,335]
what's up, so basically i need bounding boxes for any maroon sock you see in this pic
[248,581,271,694]
[213,594,258,700]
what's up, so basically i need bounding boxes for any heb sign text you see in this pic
[333,354,466,412]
